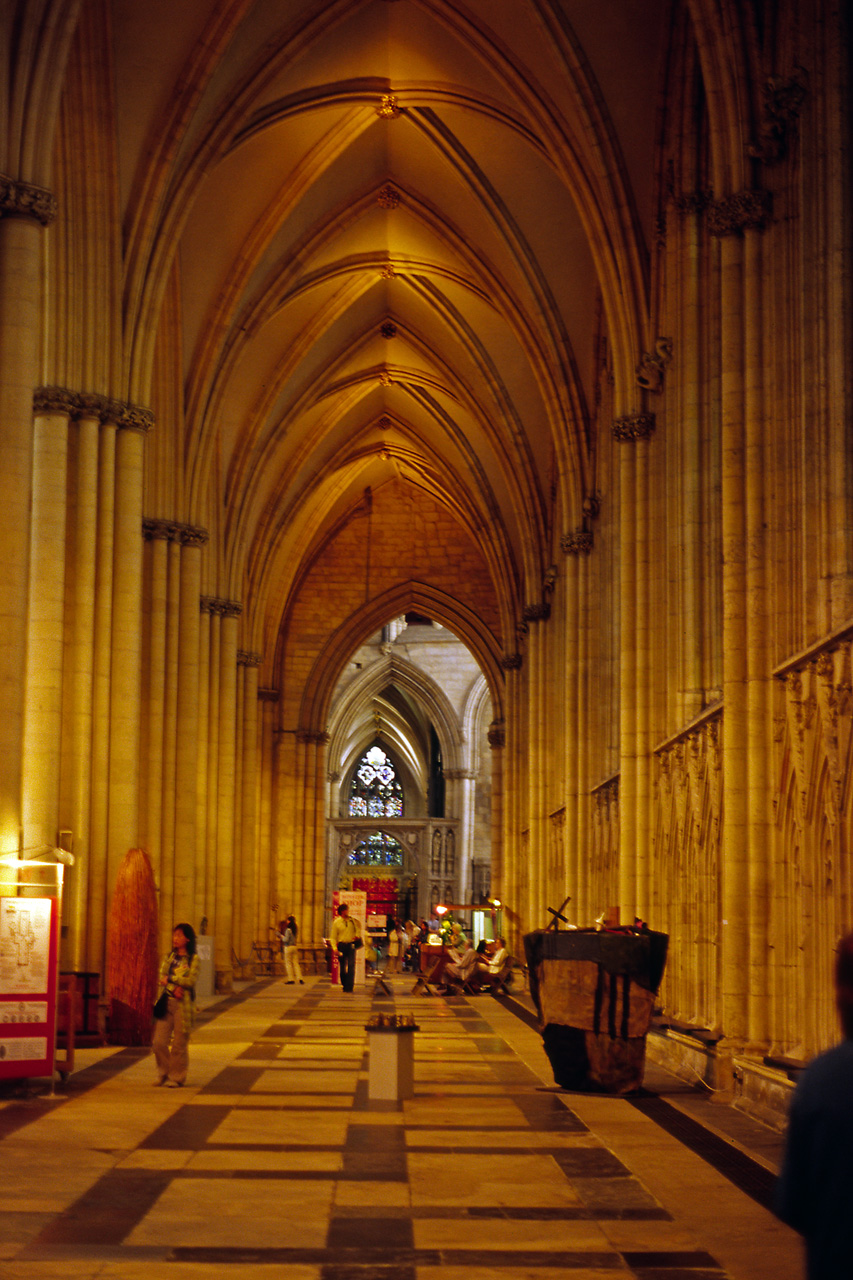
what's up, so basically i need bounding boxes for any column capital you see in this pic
[237,650,262,667]
[0,174,57,226]
[258,687,279,702]
[522,602,550,624]
[613,412,655,441]
[500,653,522,671]
[707,189,772,237]
[296,729,330,746]
[33,386,77,417]
[487,722,506,749]
[444,769,476,782]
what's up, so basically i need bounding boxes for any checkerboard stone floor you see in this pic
[0,977,802,1280]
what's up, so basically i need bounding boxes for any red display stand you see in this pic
[0,858,64,1081]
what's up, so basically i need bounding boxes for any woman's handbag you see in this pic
[153,991,168,1019]
[353,936,364,951]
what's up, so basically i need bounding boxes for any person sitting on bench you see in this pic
[439,939,479,992]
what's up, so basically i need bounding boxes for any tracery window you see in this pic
[348,832,404,866]
[348,744,403,817]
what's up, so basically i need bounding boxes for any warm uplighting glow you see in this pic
[435,904,447,915]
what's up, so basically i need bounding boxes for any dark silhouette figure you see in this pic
[777,931,853,1279]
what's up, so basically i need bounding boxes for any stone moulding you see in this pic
[200,596,242,617]
[237,650,262,667]
[0,175,58,226]
[613,412,655,441]
[707,189,772,237]
[143,518,209,546]
[561,528,593,555]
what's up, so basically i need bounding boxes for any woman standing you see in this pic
[152,923,200,1087]
[282,915,304,984]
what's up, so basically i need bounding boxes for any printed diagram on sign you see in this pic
[0,899,51,995]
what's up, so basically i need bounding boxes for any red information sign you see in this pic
[0,895,59,1080]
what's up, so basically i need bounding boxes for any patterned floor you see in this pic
[0,977,802,1279]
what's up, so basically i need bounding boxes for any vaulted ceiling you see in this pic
[114,0,668,680]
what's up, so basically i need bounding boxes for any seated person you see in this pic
[477,937,508,976]
[447,921,468,952]
[440,939,478,990]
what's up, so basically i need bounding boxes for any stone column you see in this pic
[445,768,476,903]
[174,528,206,924]
[237,651,261,960]
[487,721,505,904]
[214,600,240,988]
[23,390,71,858]
[0,179,57,866]
[142,521,170,891]
[257,687,278,943]
[295,730,330,948]
[107,407,152,887]
[66,404,99,968]
[88,412,116,973]
[562,528,594,924]
[613,413,655,922]
[195,598,212,927]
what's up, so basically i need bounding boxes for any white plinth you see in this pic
[367,1028,415,1100]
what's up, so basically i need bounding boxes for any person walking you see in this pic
[331,902,361,992]
[281,914,304,984]
[152,923,200,1087]
[777,931,853,1279]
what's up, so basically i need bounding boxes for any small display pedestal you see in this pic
[366,1015,417,1101]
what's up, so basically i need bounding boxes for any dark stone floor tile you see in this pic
[239,1041,285,1058]
[139,1103,231,1149]
[551,1148,631,1178]
[24,1169,171,1247]
[622,1252,722,1268]
[322,1267,417,1280]
[327,1216,414,1249]
[345,1124,405,1152]
[513,1094,589,1132]
[628,1271,725,1280]
[470,1036,512,1053]
[261,1023,300,1037]
[198,1066,266,1094]
[571,1176,663,1212]
[440,1248,623,1269]
[341,1152,407,1180]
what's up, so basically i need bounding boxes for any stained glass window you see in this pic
[348,744,403,817]
[348,832,404,866]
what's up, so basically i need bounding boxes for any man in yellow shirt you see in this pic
[331,903,361,992]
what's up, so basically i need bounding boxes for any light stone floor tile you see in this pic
[249,1070,360,1092]
[333,1179,412,1207]
[124,1177,334,1247]
[409,1152,583,1209]
[188,1147,342,1172]
[206,1109,349,1145]
[115,1150,196,1169]
[412,1217,613,1251]
[404,1129,597,1149]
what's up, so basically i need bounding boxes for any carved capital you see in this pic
[0,175,57,226]
[501,653,523,671]
[522,602,550,624]
[613,412,655,441]
[672,190,713,217]
[145,519,208,546]
[296,729,331,746]
[487,722,506,749]
[561,528,593,555]
[258,687,279,702]
[118,403,155,432]
[200,595,242,617]
[708,189,772,237]
[143,518,175,541]
[377,183,400,209]
[33,386,78,417]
